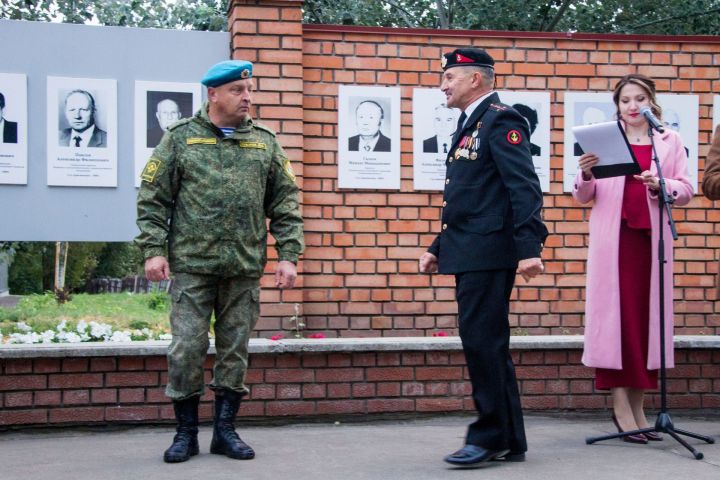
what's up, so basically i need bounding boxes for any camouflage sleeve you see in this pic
[264,138,304,264]
[134,133,179,260]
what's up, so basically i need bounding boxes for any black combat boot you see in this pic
[163,396,200,463]
[210,389,255,460]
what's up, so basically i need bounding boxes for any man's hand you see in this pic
[517,257,543,282]
[419,252,438,274]
[145,256,170,282]
[275,260,297,289]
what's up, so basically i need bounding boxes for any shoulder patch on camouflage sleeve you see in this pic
[253,122,277,137]
[283,158,296,181]
[140,157,162,183]
[167,118,192,131]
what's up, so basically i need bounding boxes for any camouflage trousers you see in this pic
[165,272,260,400]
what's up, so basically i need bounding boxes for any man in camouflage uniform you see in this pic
[136,60,304,463]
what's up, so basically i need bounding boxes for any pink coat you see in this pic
[573,129,693,370]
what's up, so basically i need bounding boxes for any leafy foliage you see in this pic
[303,0,720,34]
[2,1,719,34]
[8,242,142,295]
[1,0,227,31]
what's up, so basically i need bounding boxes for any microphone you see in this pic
[640,106,665,133]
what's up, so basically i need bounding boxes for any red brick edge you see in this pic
[2,348,719,428]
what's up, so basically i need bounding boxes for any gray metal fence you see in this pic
[87,276,173,294]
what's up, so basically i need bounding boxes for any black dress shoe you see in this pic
[444,445,511,468]
[492,451,526,462]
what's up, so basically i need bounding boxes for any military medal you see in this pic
[470,151,477,160]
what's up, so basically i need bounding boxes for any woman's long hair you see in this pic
[612,73,662,120]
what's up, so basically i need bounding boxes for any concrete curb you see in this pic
[1,335,718,358]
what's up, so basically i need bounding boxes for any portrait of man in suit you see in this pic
[58,89,107,148]
[348,99,391,152]
[662,108,690,157]
[0,91,18,144]
[513,103,541,156]
[422,103,458,154]
[573,105,608,156]
[145,92,193,148]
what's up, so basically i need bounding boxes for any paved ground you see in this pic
[1,413,719,480]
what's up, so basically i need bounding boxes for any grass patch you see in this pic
[0,292,171,338]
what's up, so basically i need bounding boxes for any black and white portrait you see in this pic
[422,103,458,154]
[657,93,699,188]
[146,91,193,148]
[338,85,400,190]
[412,88,461,191]
[47,76,118,187]
[0,72,28,185]
[563,92,614,191]
[497,91,551,192]
[0,91,18,144]
[347,97,392,152]
[134,81,201,187]
[57,88,108,148]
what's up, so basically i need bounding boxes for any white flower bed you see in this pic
[5,319,172,344]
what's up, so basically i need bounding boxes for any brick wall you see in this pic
[2,346,719,427]
[227,1,720,339]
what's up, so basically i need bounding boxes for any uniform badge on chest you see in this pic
[453,122,483,160]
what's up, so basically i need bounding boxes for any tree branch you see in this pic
[543,0,574,32]
[435,0,450,29]
[378,0,417,28]
[628,6,720,31]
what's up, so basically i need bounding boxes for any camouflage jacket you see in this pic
[135,104,304,277]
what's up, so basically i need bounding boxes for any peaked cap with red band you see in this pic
[441,47,495,71]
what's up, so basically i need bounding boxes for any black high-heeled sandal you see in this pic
[611,414,648,444]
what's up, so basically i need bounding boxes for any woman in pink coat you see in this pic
[573,74,693,443]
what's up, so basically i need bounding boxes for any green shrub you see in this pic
[147,292,170,311]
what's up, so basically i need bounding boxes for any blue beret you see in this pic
[201,60,253,88]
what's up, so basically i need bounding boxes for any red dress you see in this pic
[595,144,658,390]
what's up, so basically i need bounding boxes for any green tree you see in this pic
[1,0,227,31]
[303,0,720,35]
[4,1,718,34]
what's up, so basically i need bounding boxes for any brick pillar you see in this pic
[228,0,305,316]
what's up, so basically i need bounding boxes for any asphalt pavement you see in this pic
[1,413,719,480]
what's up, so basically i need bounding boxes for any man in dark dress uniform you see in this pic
[419,47,548,468]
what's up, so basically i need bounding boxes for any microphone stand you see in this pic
[585,125,715,459]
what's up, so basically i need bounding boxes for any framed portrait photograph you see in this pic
[497,91,551,192]
[46,76,118,187]
[563,91,614,192]
[0,72,28,185]
[657,93,699,190]
[337,85,401,190]
[134,81,201,187]
[412,88,459,191]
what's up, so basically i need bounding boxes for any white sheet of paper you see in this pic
[571,121,633,167]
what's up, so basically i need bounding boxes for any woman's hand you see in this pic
[634,170,660,191]
[578,153,599,180]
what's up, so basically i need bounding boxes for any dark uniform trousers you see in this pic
[456,269,526,452]
[166,272,260,400]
